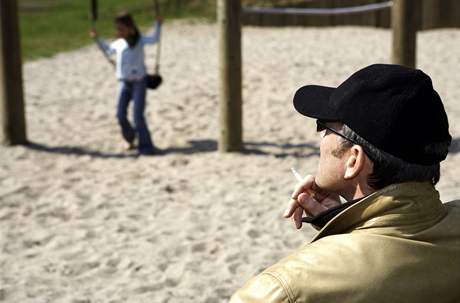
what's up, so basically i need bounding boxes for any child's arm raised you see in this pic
[90,28,116,56]
[95,38,116,56]
[141,19,162,44]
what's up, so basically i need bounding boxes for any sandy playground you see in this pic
[1,22,460,302]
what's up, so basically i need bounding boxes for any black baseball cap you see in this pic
[293,64,451,165]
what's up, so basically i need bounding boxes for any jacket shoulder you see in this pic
[231,236,373,303]
[230,271,292,303]
[267,236,377,302]
[252,230,459,302]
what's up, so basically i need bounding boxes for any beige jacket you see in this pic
[230,182,460,303]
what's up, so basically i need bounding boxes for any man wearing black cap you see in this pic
[230,64,460,303]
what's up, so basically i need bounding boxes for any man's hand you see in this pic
[283,175,341,229]
[156,16,163,24]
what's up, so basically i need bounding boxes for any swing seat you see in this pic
[145,73,162,89]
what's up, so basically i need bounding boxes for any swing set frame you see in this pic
[0,0,417,151]
[217,0,417,152]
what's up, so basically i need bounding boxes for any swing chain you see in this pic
[153,0,162,75]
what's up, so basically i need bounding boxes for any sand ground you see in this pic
[1,23,459,302]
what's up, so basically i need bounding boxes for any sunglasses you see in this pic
[316,120,358,145]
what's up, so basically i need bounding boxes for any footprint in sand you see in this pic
[133,283,164,294]
[204,296,221,303]
[60,261,100,277]
[0,209,15,221]
[22,231,54,249]
[228,262,239,275]
[157,262,168,272]
[247,229,260,239]
[191,242,206,253]
[164,278,179,288]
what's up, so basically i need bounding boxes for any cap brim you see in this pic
[293,85,338,121]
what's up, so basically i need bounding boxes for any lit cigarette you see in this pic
[290,167,303,182]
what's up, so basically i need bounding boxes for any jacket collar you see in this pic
[311,182,447,242]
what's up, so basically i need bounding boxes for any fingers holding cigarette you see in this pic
[285,168,334,229]
[297,193,328,216]
[292,176,315,198]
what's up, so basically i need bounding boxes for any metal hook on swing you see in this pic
[153,0,162,75]
[144,0,163,90]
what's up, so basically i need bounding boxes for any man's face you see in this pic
[315,122,349,191]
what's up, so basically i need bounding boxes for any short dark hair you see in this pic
[336,125,450,190]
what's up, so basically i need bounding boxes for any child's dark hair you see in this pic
[115,12,140,48]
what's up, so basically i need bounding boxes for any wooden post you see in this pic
[218,0,242,152]
[0,0,27,145]
[391,0,417,68]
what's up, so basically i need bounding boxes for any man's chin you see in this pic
[315,177,341,194]
[314,177,330,191]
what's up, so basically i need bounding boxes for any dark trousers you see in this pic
[117,78,154,154]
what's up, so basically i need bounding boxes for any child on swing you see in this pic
[90,13,162,155]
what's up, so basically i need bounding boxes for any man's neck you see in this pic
[342,183,375,201]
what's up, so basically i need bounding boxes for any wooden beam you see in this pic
[0,0,27,145]
[217,0,243,152]
[391,0,417,68]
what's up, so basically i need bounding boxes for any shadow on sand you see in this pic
[163,140,319,158]
[449,137,460,154]
[164,140,319,158]
[243,141,319,158]
[25,139,320,159]
[28,137,460,159]
[26,142,137,159]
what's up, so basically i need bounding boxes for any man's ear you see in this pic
[344,145,366,180]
